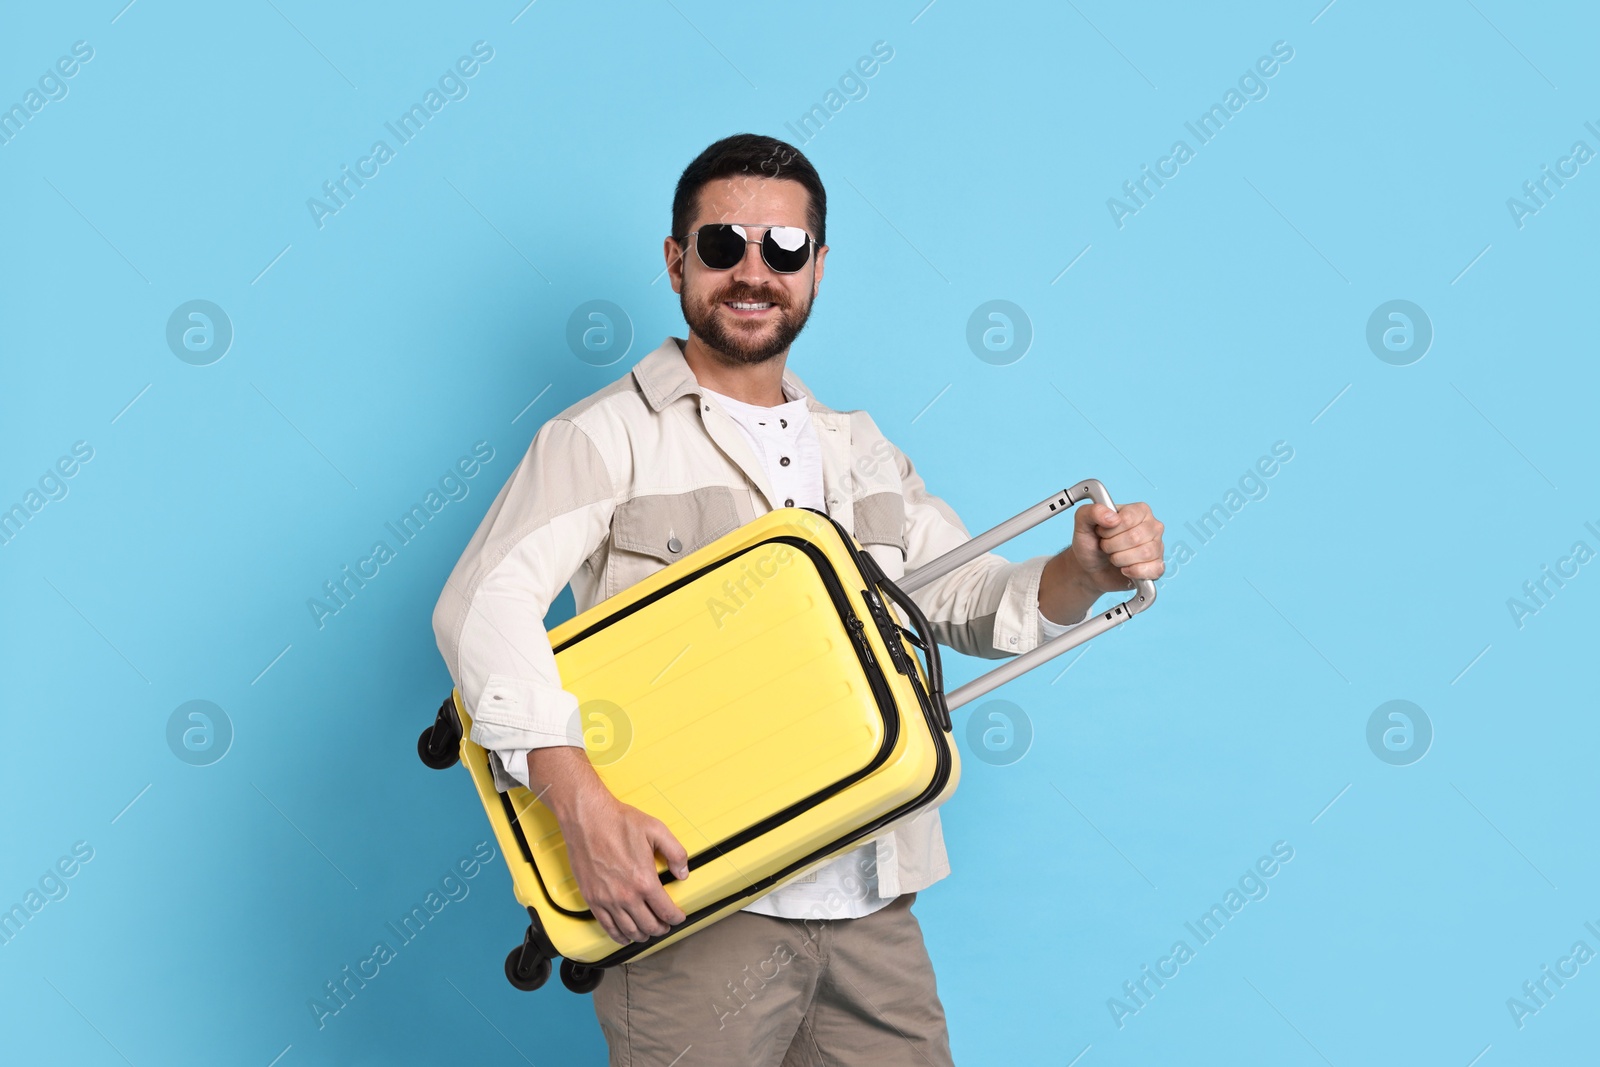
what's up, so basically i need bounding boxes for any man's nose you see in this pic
[730,237,776,283]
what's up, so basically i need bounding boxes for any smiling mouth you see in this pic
[723,300,778,316]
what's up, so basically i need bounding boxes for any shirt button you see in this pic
[780,456,790,466]
[1009,636,1018,645]
[784,497,794,507]
[780,418,787,428]
[667,537,682,553]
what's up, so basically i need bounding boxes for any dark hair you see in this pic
[671,133,826,248]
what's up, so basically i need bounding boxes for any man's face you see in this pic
[666,176,828,366]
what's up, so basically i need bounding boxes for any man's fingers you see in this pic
[595,896,652,945]
[1082,502,1152,533]
[1106,540,1165,570]
[642,879,687,928]
[1117,558,1165,581]
[1094,502,1147,529]
[594,904,634,945]
[1096,512,1163,555]
[1079,503,1119,531]
[1072,501,1166,584]
[619,899,656,942]
[619,895,672,939]
[1097,527,1155,555]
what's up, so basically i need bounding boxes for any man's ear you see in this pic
[664,236,685,293]
[811,243,828,297]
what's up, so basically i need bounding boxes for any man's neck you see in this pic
[679,334,790,407]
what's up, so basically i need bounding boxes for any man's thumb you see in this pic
[650,820,690,880]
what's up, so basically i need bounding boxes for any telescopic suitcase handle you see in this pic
[893,478,1157,712]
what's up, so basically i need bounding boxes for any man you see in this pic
[432,133,1165,1065]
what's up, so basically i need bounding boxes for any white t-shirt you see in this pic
[699,379,887,920]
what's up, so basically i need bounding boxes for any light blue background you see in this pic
[2,2,1596,1064]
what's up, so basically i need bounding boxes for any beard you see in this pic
[681,277,816,367]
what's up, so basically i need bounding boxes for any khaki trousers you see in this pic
[591,892,956,1066]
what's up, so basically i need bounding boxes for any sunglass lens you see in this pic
[695,224,747,269]
[763,226,810,272]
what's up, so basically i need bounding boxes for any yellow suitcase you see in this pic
[417,479,1155,994]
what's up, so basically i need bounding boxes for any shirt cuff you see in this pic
[497,747,532,789]
[466,675,585,752]
[1038,599,1097,640]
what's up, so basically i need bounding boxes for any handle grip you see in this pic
[1057,478,1157,614]
[896,478,1157,712]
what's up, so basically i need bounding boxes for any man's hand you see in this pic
[527,747,689,945]
[1070,501,1165,591]
[1039,502,1165,624]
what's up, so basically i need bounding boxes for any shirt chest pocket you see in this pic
[852,490,907,559]
[606,486,744,596]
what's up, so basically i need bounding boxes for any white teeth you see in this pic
[729,301,772,310]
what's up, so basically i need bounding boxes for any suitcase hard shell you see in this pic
[419,479,1156,994]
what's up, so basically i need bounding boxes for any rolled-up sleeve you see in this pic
[432,417,616,771]
[892,442,1060,659]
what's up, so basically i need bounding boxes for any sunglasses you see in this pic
[674,223,815,274]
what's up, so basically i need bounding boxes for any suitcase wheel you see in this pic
[417,697,463,770]
[505,942,552,992]
[560,958,604,995]
[416,725,460,770]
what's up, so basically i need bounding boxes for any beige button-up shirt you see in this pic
[432,335,1090,899]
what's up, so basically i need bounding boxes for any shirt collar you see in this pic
[702,378,805,410]
[632,336,838,416]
